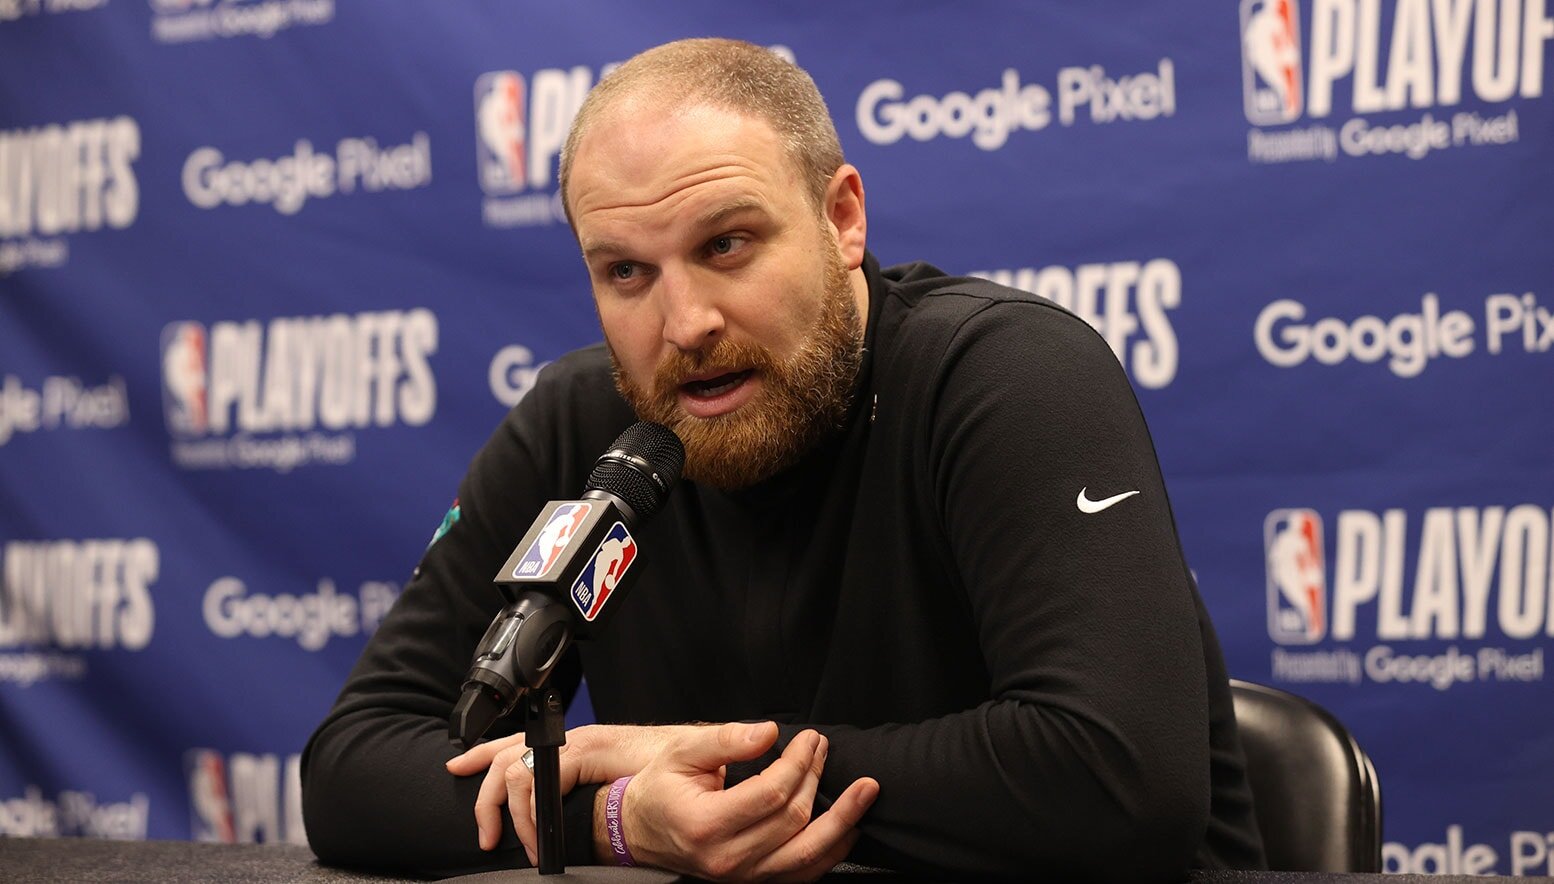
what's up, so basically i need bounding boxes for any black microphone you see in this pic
[450,421,685,748]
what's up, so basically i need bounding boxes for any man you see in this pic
[303,39,1266,881]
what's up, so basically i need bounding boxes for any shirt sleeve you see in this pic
[299,363,605,876]
[735,299,1213,882]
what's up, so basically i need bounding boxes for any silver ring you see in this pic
[520,748,535,772]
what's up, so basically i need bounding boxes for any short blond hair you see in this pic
[559,38,845,225]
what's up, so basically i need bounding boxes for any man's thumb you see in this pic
[668,721,778,771]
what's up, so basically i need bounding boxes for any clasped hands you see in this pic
[445,721,879,882]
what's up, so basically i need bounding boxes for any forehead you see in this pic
[569,101,806,232]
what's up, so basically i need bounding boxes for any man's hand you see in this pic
[446,721,879,878]
[611,721,880,882]
[445,723,705,860]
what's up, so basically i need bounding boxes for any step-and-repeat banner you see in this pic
[2,1,1550,875]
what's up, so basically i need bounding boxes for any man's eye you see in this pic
[709,236,742,256]
[611,263,637,280]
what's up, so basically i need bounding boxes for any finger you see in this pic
[791,734,827,819]
[770,827,862,883]
[473,745,529,851]
[664,720,780,774]
[505,758,539,866]
[714,732,826,846]
[447,732,526,776]
[550,742,583,798]
[749,777,879,881]
[754,780,875,881]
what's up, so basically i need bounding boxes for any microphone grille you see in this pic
[585,422,685,522]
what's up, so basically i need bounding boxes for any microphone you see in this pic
[450,421,685,748]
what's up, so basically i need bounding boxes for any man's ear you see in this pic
[824,164,867,270]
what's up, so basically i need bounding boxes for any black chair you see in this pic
[1229,679,1383,872]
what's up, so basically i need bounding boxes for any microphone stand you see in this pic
[526,685,567,874]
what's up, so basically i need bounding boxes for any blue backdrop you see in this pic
[2,1,1550,875]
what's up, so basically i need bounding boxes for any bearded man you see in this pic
[303,38,1266,882]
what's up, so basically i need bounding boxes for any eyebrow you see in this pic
[580,198,773,262]
[691,197,770,231]
[580,239,627,262]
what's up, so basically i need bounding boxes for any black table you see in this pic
[1,838,1551,883]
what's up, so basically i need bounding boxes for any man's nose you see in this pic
[658,266,724,352]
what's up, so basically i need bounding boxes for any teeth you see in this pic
[688,371,746,398]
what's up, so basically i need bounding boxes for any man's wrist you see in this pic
[562,781,607,867]
[592,781,612,862]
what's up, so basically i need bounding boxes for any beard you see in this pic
[609,243,864,490]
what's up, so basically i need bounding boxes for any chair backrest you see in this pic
[1229,679,1383,872]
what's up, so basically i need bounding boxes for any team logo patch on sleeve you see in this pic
[426,499,462,549]
[570,522,636,622]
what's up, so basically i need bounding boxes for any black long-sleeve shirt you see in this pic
[302,257,1266,880]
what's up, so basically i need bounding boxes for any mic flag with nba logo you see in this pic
[568,521,636,623]
[510,502,591,581]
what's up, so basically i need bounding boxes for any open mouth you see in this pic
[681,370,753,399]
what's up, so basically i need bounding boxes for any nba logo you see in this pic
[475,71,528,194]
[513,502,591,579]
[1241,0,1303,124]
[571,522,636,622]
[1265,509,1326,643]
[185,749,236,843]
[161,322,208,436]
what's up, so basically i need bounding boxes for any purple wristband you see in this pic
[605,775,635,867]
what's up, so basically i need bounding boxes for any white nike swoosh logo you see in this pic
[1077,487,1140,514]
